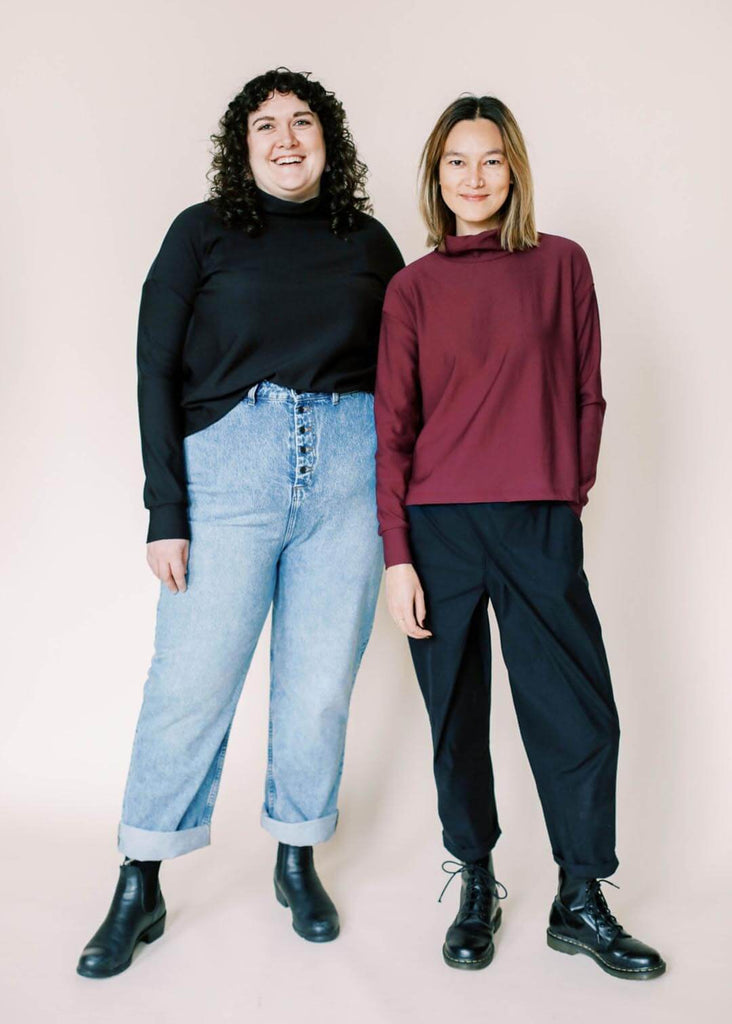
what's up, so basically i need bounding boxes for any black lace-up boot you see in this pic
[440,854,507,970]
[547,868,666,980]
[77,860,165,978]
[274,843,339,942]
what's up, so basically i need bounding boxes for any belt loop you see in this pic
[331,391,340,405]
[247,382,260,405]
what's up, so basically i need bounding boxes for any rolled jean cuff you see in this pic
[260,808,338,846]
[118,822,210,860]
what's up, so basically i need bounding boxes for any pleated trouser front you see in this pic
[406,500,620,878]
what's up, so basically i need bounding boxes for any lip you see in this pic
[460,194,489,200]
[272,156,305,166]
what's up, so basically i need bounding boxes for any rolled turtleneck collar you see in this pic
[439,226,507,259]
[255,183,328,218]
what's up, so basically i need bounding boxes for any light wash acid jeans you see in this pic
[118,381,382,860]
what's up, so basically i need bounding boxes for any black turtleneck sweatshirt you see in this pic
[137,186,404,542]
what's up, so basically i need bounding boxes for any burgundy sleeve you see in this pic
[573,277,606,516]
[374,296,422,568]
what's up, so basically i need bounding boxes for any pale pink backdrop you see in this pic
[1,1,730,1021]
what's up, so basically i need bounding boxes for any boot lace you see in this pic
[585,878,622,937]
[438,859,508,915]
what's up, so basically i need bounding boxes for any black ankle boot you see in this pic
[547,868,666,980]
[76,860,166,978]
[440,854,507,970]
[273,843,339,942]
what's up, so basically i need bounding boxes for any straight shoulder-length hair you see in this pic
[418,95,539,252]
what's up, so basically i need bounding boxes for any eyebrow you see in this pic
[251,110,314,125]
[443,148,505,157]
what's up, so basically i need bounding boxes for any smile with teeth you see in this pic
[273,156,304,165]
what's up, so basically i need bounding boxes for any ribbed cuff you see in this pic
[146,503,190,543]
[382,527,412,569]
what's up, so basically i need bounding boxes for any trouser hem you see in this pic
[443,827,502,864]
[260,808,338,845]
[117,822,210,860]
[555,854,619,879]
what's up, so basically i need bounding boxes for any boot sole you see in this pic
[76,913,167,979]
[274,882,340,943]
[546,930,666,980]
[442,907,502,970]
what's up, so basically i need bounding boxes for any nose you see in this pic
[465,166,485,188]
[277,126,298,149]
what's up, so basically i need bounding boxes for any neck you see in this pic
[254,183,327,219]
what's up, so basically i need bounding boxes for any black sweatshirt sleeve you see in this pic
[136,206,203,543]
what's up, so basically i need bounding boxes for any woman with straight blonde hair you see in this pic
[374,95,666,979]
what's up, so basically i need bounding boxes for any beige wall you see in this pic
[1,1,729,1020]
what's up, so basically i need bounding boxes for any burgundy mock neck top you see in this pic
[374,226,606,568]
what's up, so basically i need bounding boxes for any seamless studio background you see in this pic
[1,1,730,1021]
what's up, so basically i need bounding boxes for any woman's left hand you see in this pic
[385,563,433,639]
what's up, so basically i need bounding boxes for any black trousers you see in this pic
[406,501,620,878]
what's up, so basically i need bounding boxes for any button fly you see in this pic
[294,399,314,487]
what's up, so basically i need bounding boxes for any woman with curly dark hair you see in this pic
[76,67,403,979]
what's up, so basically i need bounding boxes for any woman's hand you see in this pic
[146,539,190,593]
[385,563,433,639]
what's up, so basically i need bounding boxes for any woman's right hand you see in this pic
[385,563,433,639]
[146,539,190,594]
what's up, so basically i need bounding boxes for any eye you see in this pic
[448,159,464,166]
[486,158,502,166]
[256,122,273,131]
[294,118,313,127]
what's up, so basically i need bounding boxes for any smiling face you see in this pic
[246,90,327,202]
[438,118,513,235]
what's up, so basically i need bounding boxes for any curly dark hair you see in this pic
[207,67,372,238]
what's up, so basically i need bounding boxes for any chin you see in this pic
[273,178,309,192]
[461,206,498,219]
